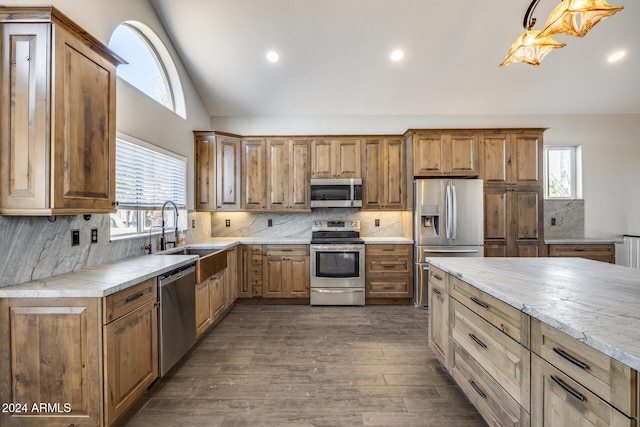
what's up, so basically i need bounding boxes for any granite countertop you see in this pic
[544,236,623,244]
[426,257,640,371]
[0,255,199,298]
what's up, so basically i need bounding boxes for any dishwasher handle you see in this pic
[159,264,196,287]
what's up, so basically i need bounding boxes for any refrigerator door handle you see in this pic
[451,183,458,240]
[445,183,452,239]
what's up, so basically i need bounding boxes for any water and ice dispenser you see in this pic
[418,205,440,237]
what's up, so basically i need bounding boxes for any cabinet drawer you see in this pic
[532,355,634,427]
[265,245,308,256]
[548,244,614,256]
[366,257,412,275]
[103,278,157,324]
[252,286,263,297]
[366,244,412,257]
[428,266,449,293]
[251,255,263,266]
[531,319,636,417]
[367,279,412,298]
[251,245,264,255]
[452,341,530,427]
[451,275,529,345]
[451,299,530,410]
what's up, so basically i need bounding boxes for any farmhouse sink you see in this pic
[161,247,227,283]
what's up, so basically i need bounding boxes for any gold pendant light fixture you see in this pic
[500,0,624,66]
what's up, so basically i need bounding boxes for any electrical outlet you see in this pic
[551,217,556,226]
[91,228,98,243]
[268,219,273,227]
[225,219,230,227]
[192,219,196,229]
[375,219,380,227]
[71,229,80,246]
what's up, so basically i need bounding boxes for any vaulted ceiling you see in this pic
[150,0,639,117]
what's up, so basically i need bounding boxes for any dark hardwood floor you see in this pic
[121,304,487,426]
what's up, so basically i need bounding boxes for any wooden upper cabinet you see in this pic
[195,133,216,211]
[311,138,361,178]
[0,7,124,215]
[362,138,406,210]
[412,132,479,177]
[267,139,310,211]
[241,139,267,210]
[480,131,544,187]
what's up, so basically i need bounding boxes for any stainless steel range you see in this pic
[310,220,365,306]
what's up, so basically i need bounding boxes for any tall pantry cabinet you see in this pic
[0,6,124,215]
[480,130,545,257]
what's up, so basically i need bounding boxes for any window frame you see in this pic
[110,132,187,240]
[543,145,583,200]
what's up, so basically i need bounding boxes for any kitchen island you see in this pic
[427,257,640,426]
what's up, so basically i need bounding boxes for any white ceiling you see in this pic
[150,0,639,117]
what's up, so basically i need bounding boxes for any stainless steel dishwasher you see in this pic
[158,263,196,376]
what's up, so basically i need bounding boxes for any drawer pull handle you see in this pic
[551,375,585,402]
[469,333,487,349]
[574,248,590,252]
[383,265,397,269]
[553,347,589,370]
[383,286,395,290]
[432,288,442,296]
[470,297,489,309]
[468,379,487,398]
[125,292,145,303]
[432,273,443,281]
[382,249,394,251]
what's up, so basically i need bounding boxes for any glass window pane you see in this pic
[109,24,173,109]
[109,209,138,236]
[547,148,573,198]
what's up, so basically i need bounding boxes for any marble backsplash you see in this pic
[543,199,585,238]
[210,209,412,239]
[0,211,211,288]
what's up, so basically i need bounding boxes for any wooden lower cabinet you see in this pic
[428,267,450,369]
[531,355,634,427]
[211,272,226,320]
[195,279,213,338]
[365,244,413,299]
[263,245,309,298]
[225,247,238,306]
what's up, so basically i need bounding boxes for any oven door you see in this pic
[310,244,365,288]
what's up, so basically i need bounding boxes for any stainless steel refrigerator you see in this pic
[414,178,484,306]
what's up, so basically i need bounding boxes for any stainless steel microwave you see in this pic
[310,178,362,208]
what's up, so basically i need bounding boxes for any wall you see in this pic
[212,114,640,238]
[0,0,211,287]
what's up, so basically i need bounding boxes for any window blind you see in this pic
[116,138,186,209]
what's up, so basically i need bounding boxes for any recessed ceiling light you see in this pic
[390,50,404,62]
[266,51,280,63]
[607,50,626,63]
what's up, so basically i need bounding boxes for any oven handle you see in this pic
[310,245,365,252]
[312,288,364,293]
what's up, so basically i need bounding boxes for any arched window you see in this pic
[109,21,186,118]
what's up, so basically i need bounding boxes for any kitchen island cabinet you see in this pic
[0,6,124,215]
[426,257,640,427]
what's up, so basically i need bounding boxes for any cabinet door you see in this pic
[195,134,216,211]
[216,135,241,210]
[310,139,334,178]
[484,186,509,246]
[237,245,252,298]
[512,133,543,187]
[428,271,450,368]
[195,280,212,337]
[210,273,226,320]
[267,139,289,210]
[241,139,267,210]
[383,138,406,209]
[225,247,238,306]
[289,139,310,210]
[512,187,543,257]
[531,355,633,427]
[413,133,446,176]
[0,298,102,426]
[334,139,361,178]
[52,25,117,212]
[362,139,384,208]
[480,134,510,185]
[104,302,158,426]
[263,255,286,298]
[448,134,479,177]
[288,255,310,297]
[0,23,49,212]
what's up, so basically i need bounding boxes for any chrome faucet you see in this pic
[160,200,179,251]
